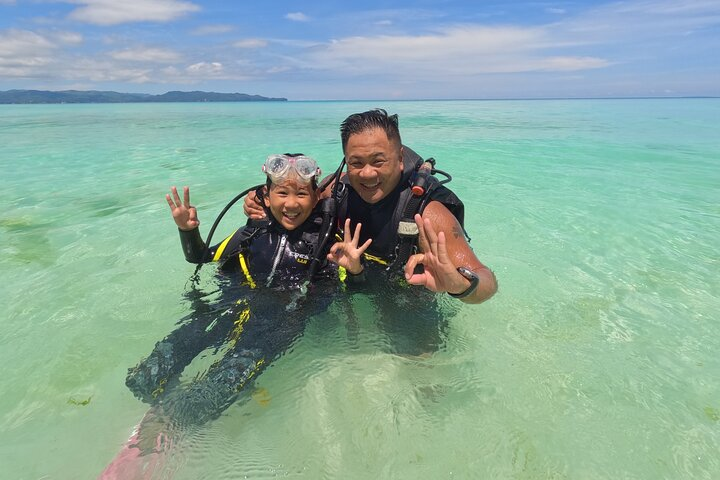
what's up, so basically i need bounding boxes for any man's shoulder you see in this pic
[425,184,465,228]
[423,200,466,240]
[423,200,455,220]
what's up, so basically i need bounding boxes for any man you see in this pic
[247,109,497,304]
[336,109,496,304]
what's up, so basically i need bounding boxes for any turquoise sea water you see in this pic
[1,99,718,479]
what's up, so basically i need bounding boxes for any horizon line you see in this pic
[288,96,720,102]
[1,88,718,104]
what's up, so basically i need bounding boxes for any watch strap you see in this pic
[448,267,479,299]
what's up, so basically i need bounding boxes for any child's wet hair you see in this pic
[266,176,319,191]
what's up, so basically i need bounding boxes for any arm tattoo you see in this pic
[452,224,463,239]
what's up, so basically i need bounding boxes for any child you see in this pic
[102,154,369,478]
[127,153,369,410]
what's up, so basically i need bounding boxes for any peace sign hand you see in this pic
[166,186,200,231]
[327,218,372,274]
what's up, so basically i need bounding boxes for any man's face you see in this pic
[344,128,403,205]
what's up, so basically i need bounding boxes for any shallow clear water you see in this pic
[1,99,718,479]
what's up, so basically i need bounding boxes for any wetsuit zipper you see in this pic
[266,233,287,287]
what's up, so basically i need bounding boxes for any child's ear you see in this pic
[263,191,270,207]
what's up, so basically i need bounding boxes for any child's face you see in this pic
[264,179,318,230]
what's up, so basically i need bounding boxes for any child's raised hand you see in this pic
[327,218,372,274]
[166,186,200,231]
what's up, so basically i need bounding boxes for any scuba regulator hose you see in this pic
[189,183,265,283]
[307,157,346,280]
[203,184,265,251]
[190,156,347,284]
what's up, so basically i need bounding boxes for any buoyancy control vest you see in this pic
[179,206,336,289]
[338,146,466,272]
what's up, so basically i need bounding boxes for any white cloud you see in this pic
[53,57,154,83]
[156,63,254,83]
[324,26,541,61]
[233,38,268,49]
[4,0,718,98]
[535,56,610,71]
[271,38,323,48]
[0,29,56,76]
[191,24,234,35]
[52,31,84,45]
[65,0,200,26]
[0,29,55,56]
[266,66,290,74]
[612,0,720,16]
[161,66,181,75]
[301,26,609,77]
[186,61,223,75]
[556,0,720,41]
[0,27,258,85]
[109,47,183,63]
[285,12,309,22]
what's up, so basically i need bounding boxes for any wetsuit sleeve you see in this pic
[178,227,249,264]
[343,267,367,287]
[178,228,211,263]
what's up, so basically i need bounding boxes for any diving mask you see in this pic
[262,154,321,184]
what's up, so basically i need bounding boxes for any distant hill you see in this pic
[0,90,287,104]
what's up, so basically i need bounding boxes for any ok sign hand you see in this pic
[404,214,469,295]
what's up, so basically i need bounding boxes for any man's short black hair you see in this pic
[340,109,401,152]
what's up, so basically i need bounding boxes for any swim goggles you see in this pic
[262,154,321,184]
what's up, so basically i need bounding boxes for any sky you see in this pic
[1,0,719,100]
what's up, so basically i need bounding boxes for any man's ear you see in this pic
[398,145,405,171]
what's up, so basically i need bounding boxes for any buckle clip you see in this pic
[397,220,419,237]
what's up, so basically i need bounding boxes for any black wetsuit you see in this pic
[126,205,339,426]
[339,147,465,355]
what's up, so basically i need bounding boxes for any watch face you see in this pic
[457,267,478,281]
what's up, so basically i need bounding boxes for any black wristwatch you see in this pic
[448,267,479,299]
